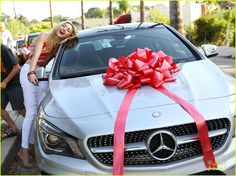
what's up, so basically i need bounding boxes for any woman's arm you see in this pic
[28,32,49,85]
[29,32,49,72]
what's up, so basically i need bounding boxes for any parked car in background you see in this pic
[15,38,25,55]
[35,22,235,175]
[25,32,40,48]
[15,38,26,66]
[15,39,25,51]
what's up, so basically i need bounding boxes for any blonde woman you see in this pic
[19,21,78,168]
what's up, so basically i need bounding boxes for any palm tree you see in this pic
[109,0,113,25]
[81,0,85,29]
[12,0,17,19]
[169,1,185,34]
[140,0,144,22]
[49,0,54,28]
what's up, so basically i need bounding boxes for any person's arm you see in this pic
[29,32,48,72]
[1,45,21,89]
[1,64,21,89]
[28,32,49,84]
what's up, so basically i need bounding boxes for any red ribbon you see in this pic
[102,48,217,175]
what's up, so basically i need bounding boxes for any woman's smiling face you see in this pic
[57,23,73,39]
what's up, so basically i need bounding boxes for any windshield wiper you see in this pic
[148,23,163,28]
[60,67,107,79]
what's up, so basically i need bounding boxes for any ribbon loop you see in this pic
[103,48,179,89]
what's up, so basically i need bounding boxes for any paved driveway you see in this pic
[209,46,235,77]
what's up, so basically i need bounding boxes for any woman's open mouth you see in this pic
[59,29,65,36]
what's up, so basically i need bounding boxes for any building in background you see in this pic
[131,1,202,25]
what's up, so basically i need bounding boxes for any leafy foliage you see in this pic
[149,7,169,24]
[43,15,71,23]
[29,22,51,33]
[17,15,30,27]
[85,7,105,18]
[193,14,227,46]
[2,13,11,23]
[5,19,29,40]
[117,0,130,13]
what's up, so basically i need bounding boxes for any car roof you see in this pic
[28,32,40,37]
[77,22,163,38]
[16,39,25,42]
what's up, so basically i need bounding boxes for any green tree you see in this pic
[43,15,70,23]
[192,14,227,46]
[113,8,121,18]
[30,19,39,24]
[85,7,104,18]
[149,7,169,24]
[1,13,11,23]
[117,0,130,13]
[221,9,235,46]
[5,19,29,40]
[29,22,51,33]
[17,15,30,27]
[105,7,120,18]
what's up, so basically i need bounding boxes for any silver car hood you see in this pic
[44,59,234,120]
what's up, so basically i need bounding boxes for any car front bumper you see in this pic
[35,131,235,175]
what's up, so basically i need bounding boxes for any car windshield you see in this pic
[28,34,39,45]
[16,40,25,48]
[58,26,196,79]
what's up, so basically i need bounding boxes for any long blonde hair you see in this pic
[47,21,78,52]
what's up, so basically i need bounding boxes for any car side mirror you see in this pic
[200,44,218,58]
[35,58,55,80]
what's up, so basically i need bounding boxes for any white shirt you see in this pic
[1,30,14,49]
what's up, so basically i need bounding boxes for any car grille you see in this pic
[87,118,230,166]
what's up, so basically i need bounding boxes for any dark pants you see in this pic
[1,86,25,110]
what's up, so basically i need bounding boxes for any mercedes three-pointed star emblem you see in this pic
[147,130,177,160]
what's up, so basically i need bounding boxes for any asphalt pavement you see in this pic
[1,46,235,174]
[209,46,235,77]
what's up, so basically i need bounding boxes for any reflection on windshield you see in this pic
[59,27,196,78]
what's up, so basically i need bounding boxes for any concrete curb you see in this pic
[1,135,21,174]
[1,105,24,174]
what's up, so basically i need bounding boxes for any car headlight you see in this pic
[37,118,85,159]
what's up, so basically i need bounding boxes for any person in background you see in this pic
[114,12,132,24]
[1,22,14,50]
[1,44,25,139]
[18,21,78,168]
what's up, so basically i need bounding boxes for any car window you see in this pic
[58,27,196,78]
[16,40,25,48]
[28,34,39,46]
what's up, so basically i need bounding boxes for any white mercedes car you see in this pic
[35,22,235,175]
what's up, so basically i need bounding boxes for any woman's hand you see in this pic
[28,73,38,85]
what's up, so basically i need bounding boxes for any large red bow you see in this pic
[102,48,217,175]
[102,48,180,89]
